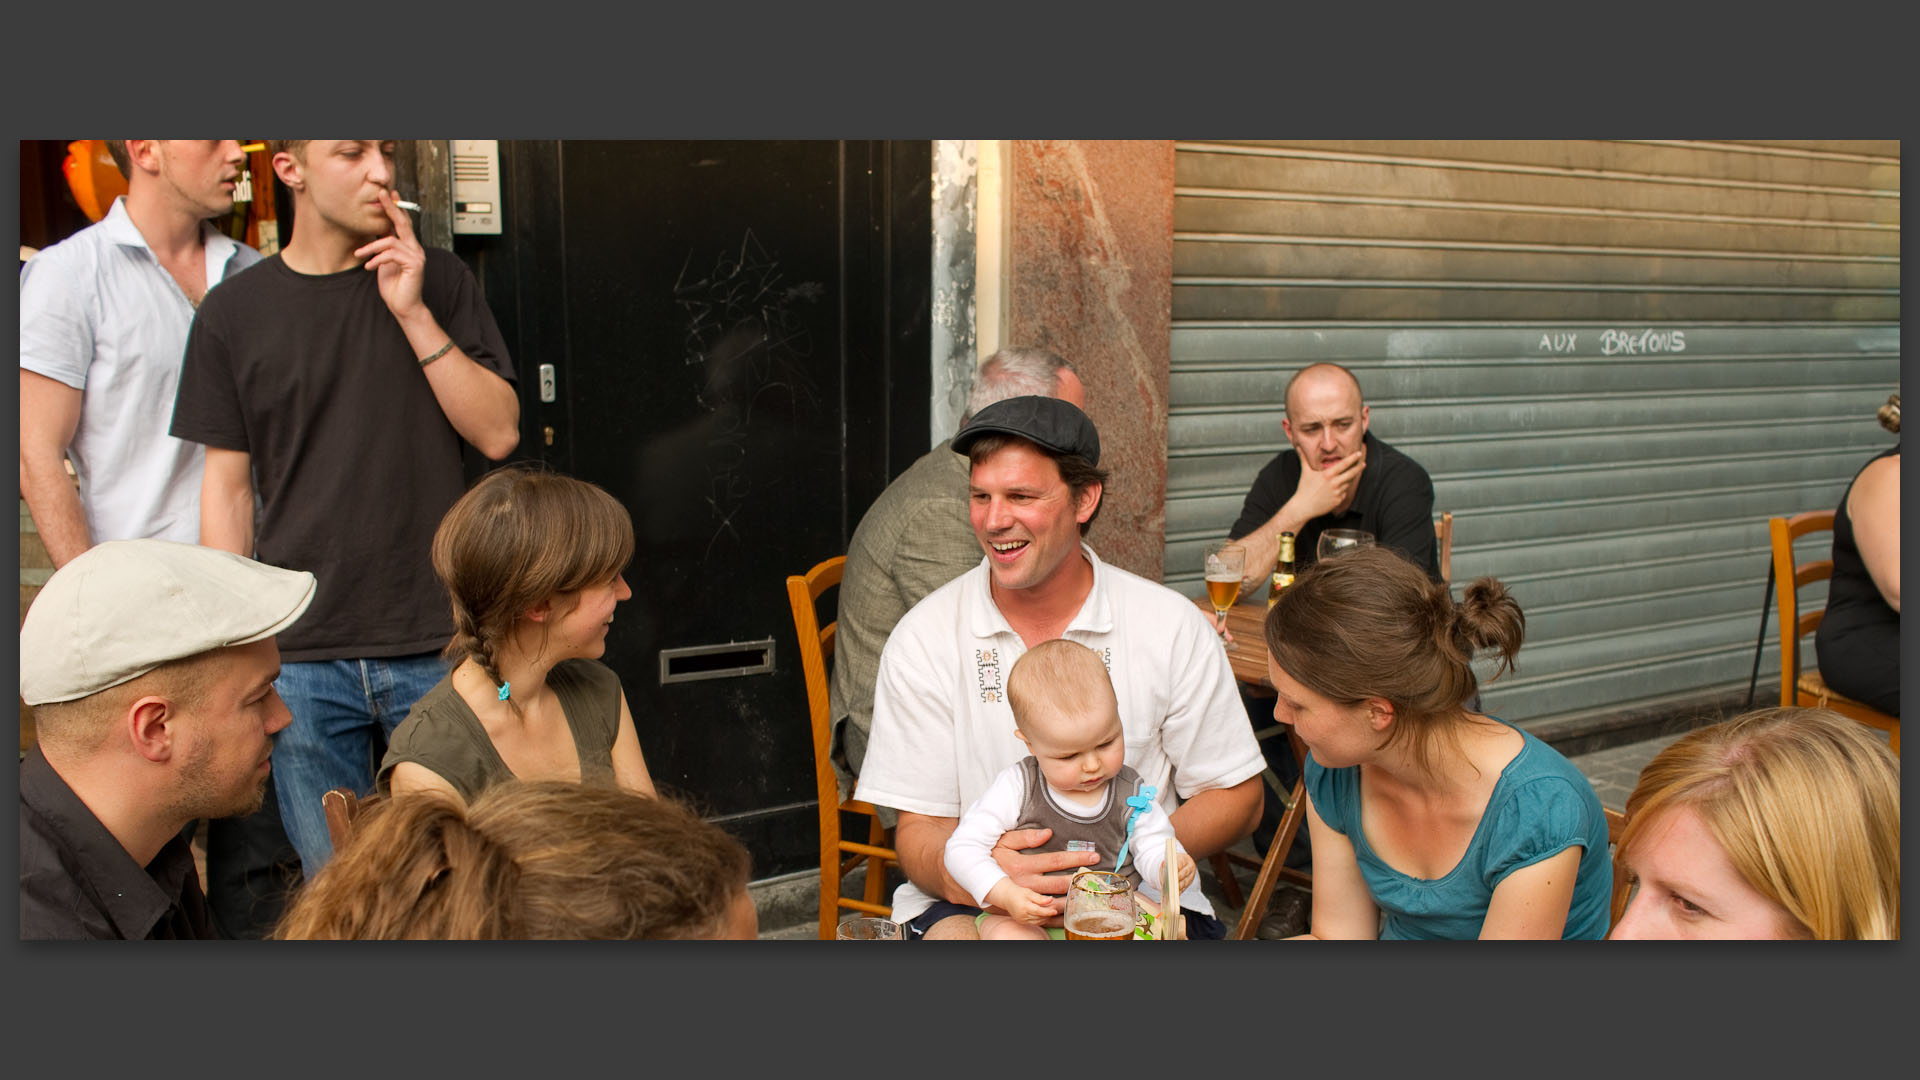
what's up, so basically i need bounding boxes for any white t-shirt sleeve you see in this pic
[854,622,964,818]
[19,245,93,389]
[1127,797,1183,901]
[943,762,1029,907]
[1155,599,1265,800]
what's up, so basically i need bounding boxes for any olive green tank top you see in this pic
[377,658,624,803]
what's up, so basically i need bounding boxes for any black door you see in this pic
[473,141,930,877]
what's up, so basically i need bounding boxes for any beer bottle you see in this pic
[1268,531,1296,608]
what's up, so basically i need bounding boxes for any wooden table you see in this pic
[1193,597,1276,691]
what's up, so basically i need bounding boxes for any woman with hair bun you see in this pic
[1612,707,1898,941]
[378,465,655,804]
[1264,546,1611,939]
[275,781,757,940]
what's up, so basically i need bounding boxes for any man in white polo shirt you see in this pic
[20,140,260,564]
[855,397,1265,939]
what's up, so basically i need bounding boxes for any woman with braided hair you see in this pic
[1263,545,1612,939]
[378,465,655,804]
[275,781,756,939]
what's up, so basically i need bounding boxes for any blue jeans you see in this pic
[272,652,448,874]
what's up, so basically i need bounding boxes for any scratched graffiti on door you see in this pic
[668,230,826,560]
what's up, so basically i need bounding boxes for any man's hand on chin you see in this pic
[1297,448,1366,518]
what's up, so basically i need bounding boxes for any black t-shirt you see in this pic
[1227,431,1440,580]
[19,747,218,940]
[171,250,515,661]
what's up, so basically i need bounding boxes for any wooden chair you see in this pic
[1435,510,1454,583]
[1208,810,1263,910]
[786,556,899,938]
[321,787,363,853]
[1229,728,1316,939]
[1768,512,1899,756]
[1605,807,1631,932]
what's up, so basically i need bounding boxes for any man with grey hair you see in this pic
[18,540,316,939]
[827,347,1085,805]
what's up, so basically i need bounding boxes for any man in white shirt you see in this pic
[855,396,1265,939]
[18,140,293,939]
[827,346,1085,811]
[20,140,260,565]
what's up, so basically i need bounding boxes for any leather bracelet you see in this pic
[418,340,455,367]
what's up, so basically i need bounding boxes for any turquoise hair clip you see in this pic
[1111,784,1157,873]
[497,681,511,702]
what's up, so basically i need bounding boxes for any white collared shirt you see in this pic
[857,543,1264,924]
[20,196,262,544]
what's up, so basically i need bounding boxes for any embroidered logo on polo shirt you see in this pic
[975,647,1003,703]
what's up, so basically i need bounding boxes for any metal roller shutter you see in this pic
[1165,140,1900,725]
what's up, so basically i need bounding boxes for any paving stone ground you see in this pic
[1564,731,1694,813]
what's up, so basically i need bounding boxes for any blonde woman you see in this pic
[1612,707,1899,940]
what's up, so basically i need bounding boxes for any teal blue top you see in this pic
[1304,721,1611,940]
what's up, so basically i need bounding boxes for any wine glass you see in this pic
[1316,528,1375,563]
[1202,540,1245,651]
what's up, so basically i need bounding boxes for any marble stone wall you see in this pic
[929,141,979,446]
[1004,140,1176,581]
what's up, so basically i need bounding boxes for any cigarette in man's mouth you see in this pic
[395,200,423,212]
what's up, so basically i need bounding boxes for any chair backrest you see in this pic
[1434,510,1454,582]
[1768,511,1835,703]
[321,787,362,853]
[788,555,900,935]
[786,557,846,816]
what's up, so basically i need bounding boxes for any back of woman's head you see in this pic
[274,782,753,940]
[433,465,635,682]
[1621,707,1900,940]
[1265,545,1524,769]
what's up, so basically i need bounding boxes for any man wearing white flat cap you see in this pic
[19,539,316,939]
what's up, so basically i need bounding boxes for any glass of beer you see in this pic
[1202,541,1246,652]
[835,916,904,940]
[1064,870,1136,941]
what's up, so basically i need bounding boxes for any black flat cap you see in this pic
[951,395,1101,465]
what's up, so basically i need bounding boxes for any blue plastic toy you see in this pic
[1112,783,1157,874]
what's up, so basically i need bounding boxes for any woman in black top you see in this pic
[1815,395,1900,715]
